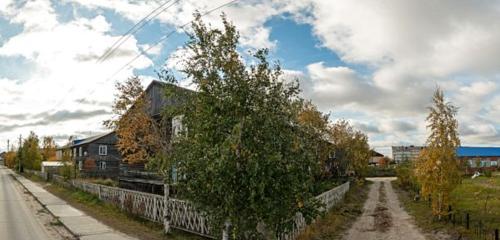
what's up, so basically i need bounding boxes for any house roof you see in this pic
[456,147,500,157]
[371,150,384,157]
[60,132,115,148]
[41,161,65,167]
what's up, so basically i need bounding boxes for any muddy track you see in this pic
[342,178,427,240]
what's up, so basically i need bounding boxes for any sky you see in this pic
[1,0,500,157]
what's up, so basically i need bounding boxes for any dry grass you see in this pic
[297,181,372,240]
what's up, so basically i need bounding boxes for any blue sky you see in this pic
[1,0,500,157]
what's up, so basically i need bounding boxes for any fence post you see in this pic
[163,183,170,233]
[222,221,231,240]
[120,190,125,210]
[495,228,499,240]
[448,205,452,222]
[466,213,470,229]
[98,185,101,199]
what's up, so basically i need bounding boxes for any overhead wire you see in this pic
[97,0,181,63]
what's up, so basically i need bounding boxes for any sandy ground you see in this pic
[342,177,428,240]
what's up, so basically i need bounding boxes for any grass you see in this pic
[23,173,207,240]
[85,178,118,187]
[297,181,372,240]
[450,176,500,230]
[393,175,500,240]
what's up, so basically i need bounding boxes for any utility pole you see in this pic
[18,135,22,172]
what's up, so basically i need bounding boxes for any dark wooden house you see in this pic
[67,132,122,178]
[118,80,193,194]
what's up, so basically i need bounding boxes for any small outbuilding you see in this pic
[41,161,66,174]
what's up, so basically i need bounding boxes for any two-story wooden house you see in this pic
[118,80,192,194]
[63,132,122,178]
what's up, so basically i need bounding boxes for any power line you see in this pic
[97,0,181,63]
[47,0,182,112]
[102,0,240,84]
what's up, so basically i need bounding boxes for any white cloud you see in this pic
[0,0,153,147]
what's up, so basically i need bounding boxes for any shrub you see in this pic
[395,161,418,191]
[484,169,492,178]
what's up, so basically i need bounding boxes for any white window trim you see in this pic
[100,161,107,170]
[99,145,108,156]
[79,147,82,157]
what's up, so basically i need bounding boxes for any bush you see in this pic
[92,178,118,187]
[364,166,396,177]
[395,161,418,191]
[484,169,492,178]
[59,163,76,180]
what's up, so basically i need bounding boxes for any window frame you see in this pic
[98,145,108,156]
[100,161,107,170]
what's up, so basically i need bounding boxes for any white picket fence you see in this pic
[277,181,351,240]
[51,174,214,238]
[39,171,349,239]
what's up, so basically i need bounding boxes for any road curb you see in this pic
[9,170,81,239]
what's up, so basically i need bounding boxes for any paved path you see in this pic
[6,167,136,240]
[0,166,54,240]
[343,177,427,240]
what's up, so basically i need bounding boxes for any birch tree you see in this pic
[415,87,461,218]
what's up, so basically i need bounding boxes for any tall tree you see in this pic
[104,76,164,165]
[415,88,461,218]
[296,101,334,178]
[156,14,320,238]
[41,136,57,161]
[18,131,42,170]
[329,119,370,179]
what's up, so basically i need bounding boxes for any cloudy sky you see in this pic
[1,0,500,156]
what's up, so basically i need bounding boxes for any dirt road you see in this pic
[342,177,427,240]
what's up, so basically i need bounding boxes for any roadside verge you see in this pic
[9,170,135,240]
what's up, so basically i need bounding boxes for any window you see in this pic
[78,161,83,170]
[99,145,107,156]
[491,160,498,167]
[171,164,178,184]
[73,148,76,157]
[79,147,82,157]
[172,115,184,139]
[99,161,107,170]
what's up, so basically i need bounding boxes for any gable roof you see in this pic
[68,132,115,148]
[144,80,195,117]
[371,150,384,157]
[456,147,500,157]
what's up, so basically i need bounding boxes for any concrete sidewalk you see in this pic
[11,171,136,240]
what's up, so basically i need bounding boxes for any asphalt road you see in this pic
[0,166,52,240]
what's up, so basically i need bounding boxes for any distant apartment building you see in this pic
[392,145,425,163]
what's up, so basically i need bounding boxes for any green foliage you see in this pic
[365,166,396,177]
[484,170,492,178]
[154,14,320,238]
[17,131,43,171]
[395,161,418,191]
[329,119,370,179]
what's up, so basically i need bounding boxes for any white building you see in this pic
[392,145,425,163]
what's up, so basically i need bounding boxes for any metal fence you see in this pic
[445,206,500,240]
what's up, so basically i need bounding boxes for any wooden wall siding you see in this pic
[145,81,193,117]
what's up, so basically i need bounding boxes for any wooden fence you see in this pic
[277,182,351,240]
[32,171,350,239]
